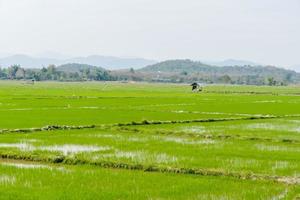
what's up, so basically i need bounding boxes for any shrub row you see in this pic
[0,125,97,134]
[116,116,279,127]
[0,152,299,185]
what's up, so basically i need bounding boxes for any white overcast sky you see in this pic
[0,0,299,68]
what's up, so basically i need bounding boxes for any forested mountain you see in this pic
[140,60,212,73]
[140,59,295,77]
[138,59,300,85]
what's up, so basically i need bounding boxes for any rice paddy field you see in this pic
[0,81,300,199]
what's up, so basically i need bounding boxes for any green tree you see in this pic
[8,65,21,79]
[219,75,232,84]
[267,77,276,86]
[15,68,25,79]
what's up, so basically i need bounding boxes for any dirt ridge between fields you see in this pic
[0,114,299,135]
[0,156,299,186]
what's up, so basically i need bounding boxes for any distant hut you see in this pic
[190,82,202,92]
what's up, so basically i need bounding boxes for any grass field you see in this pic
[0,81,300,199]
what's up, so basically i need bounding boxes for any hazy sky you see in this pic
[0,0,299,68]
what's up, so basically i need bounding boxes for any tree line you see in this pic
[0,64,114,81]
[0,63,296,86]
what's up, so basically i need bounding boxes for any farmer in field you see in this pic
[190,82,202,92]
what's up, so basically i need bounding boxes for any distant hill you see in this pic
[68,55,157,69]
[56,63,106,73]
[140,59,212,73]
[139,59,300,84]
[140,59,296,76]
[0,54,157,69]
[0,54,60,68]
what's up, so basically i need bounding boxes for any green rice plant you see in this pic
[0,81,300,198]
